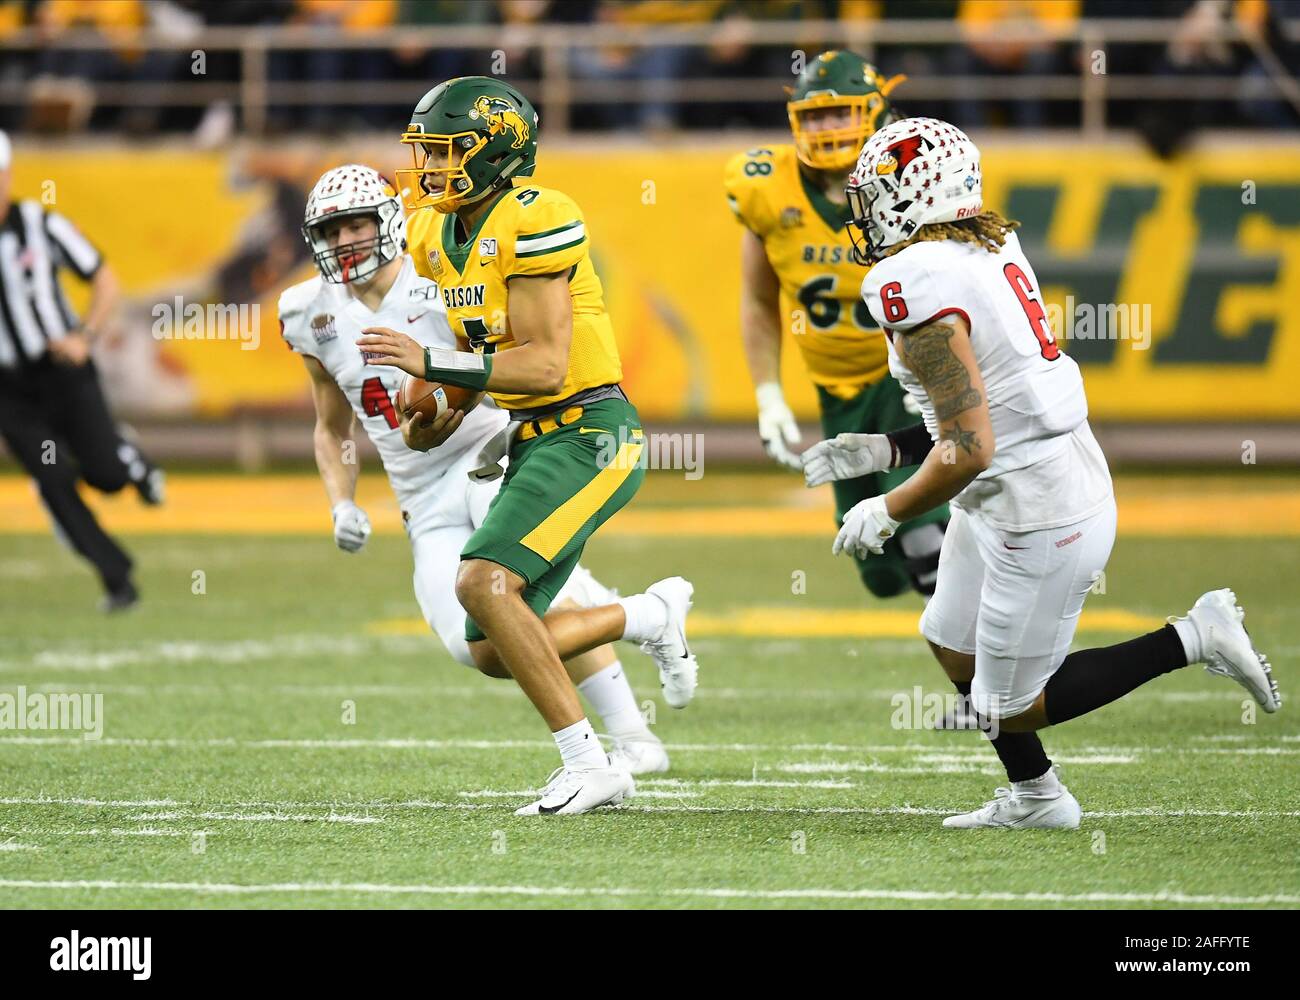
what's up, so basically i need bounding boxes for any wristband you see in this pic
[423,346,493,391]
[885,422,934,468]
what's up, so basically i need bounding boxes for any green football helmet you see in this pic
[399,76,539,214]
[786,51,905,172]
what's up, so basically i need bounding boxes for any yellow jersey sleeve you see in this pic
[723,149,779,239]
[504,189,589,278]
[405,207,441,282]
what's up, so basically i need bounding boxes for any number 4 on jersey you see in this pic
[361,376,399,429]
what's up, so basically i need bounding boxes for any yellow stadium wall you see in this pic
[12,139,1300,421]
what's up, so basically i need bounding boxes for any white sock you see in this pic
[1013,768,1060,795]
[577,661,648,738]
[618,593,667,643]
[553,717,607,771]
[1172,617,1203,664]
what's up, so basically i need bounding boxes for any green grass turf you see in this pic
[0,474,1297,909]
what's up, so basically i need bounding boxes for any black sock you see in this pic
[953,680,1051,783]
[1043,624,1188,726]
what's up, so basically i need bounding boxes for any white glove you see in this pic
[802,433,893,488]
[755,381,802,471]
[332,500,371,553]
[833,494,900,560]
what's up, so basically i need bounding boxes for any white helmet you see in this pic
[844,117,983,264]
[302,164,405,284]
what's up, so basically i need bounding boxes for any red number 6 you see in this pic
[880,281,909,324]
[1003,262,1059,360]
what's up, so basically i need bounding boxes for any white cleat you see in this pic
[1179,589,1281,713]
[641,577,699,709]
[604,733,670,776]
[942,782,1082,830]
[513,764,634,816]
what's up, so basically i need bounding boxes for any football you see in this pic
[395,374,482,423]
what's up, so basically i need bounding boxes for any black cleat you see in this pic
[135,467,166,506]
[101,580,140,613]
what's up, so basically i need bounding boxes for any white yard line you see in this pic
[0,878,1294,906]
[458,789,700,799]
[2,735,1295,756]
[2,796,1296,820]
[780,754,1138,773]
[0,634,434,673]
[124,811,380,825]
[10,679,1251,704]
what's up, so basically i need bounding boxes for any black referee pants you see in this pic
[0,358,140,592]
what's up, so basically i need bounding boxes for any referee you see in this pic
[0,130,164,611]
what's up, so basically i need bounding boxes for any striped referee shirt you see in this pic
[0,198,102,369]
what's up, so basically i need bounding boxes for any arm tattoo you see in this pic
[940,419,979,457]
[897,320,982,422]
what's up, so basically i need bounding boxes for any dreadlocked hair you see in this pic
[879,210,1020,259]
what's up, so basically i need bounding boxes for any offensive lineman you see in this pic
[803,117,1280,828]
[724,51,946,600]
[280,164,669,777]
[358,78,700,816]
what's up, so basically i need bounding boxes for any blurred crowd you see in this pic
[0,0,1297,144]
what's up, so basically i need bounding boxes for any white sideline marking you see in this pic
[458,789,699,800]
[125,811,380,825]
[0,842,40,852]
[637,778,854,790]
[2,736,1295,756]
[780,754,1138,774]
[2,796,1296,820]
[14,679,1251,704]
[68,829,195,838]
[0,796,179,807]
[0,879,1294,906]
[459,779,853,799]
[0,634,432,673]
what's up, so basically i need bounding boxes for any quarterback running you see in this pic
[803,117,1281,828]
[281,164,669,777]
[725,50,947,600]
[358,78,700,816]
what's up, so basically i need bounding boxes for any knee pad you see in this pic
[899,521,945,597]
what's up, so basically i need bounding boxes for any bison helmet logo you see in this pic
[470,96,530,150]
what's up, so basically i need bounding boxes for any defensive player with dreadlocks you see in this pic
[359,78,700,816]
[724,51,948,600]
[803,118,1280,828]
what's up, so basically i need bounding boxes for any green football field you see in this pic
[1,470,1297,910]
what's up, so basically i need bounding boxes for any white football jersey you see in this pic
[279,256,506,516]
[861,231,1112,531]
